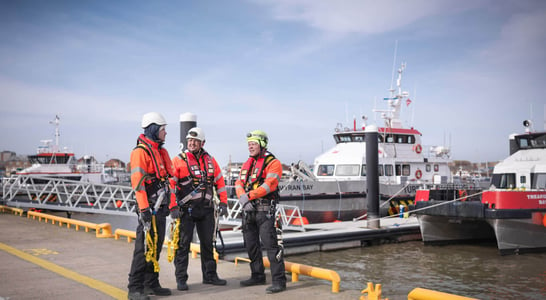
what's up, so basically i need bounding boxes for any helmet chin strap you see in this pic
[191,148,203,157]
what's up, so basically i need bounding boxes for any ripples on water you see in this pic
[289,241,546,300]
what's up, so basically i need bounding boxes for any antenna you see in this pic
[49,115,61,153]
[389,40,398,92]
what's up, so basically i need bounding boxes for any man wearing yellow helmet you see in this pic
[235,130,287,294]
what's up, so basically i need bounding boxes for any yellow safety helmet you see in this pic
[246,130,268,148]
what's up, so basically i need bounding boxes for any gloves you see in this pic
[140,208,152,223]
[170,206,181,219]
[238,193,254,212]
[238,193,249,208]
[218,202,228,217]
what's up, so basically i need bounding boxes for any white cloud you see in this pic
[255,0,481,35]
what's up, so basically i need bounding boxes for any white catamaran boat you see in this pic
[16,115,115,184]
[277,63,455,223]
[415,120,546,254]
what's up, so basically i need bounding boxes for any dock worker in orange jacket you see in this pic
[235,130,287,294]
[128,112,180,300]
[171,127,229,291]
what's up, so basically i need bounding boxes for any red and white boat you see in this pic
[275,63,455,223]
[414,121,546,254]
[16,116,115,184]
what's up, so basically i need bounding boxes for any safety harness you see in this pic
[240,151,283,261]
[134,135,172,272]
[176,151,215,206]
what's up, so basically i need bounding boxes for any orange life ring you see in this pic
[458,189,468,201]
[415,169,422,179]
[414,144,422,154]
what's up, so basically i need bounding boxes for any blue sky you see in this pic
[1,0,545,167]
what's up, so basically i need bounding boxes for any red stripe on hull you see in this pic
[482,191,546,209]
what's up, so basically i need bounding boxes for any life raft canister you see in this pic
[415,169,422,179]
[414,144,422,154]
[458,189,468,201]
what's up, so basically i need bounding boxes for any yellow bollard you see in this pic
[360,282,388,300]
[408,287,478,300]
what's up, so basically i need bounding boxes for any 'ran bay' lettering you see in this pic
[279,184,314,191]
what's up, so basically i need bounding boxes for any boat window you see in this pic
[395,164,401,176]
[378,135,384,143]
[426,164,431,172]
[361,164,366,176]
[408,136,414,144]
[514,133,546,150]
[339,135,352,143]
[531,173,546,189]
[491,173,516,189]
[386,135,394,143]
[396,135,407,144]
[378,165,384,176]
[385,165,394,176]
[402,164,410,176]
[354,135,365,142]
[317,165,335,176]
[520,175,526,185]
[434,164,439,172]
[335,164,360,176]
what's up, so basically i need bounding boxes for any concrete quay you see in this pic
[0,210,418,300]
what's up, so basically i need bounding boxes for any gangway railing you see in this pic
[224,198,306,232]
[2,175,306,231]
[2,175,137,216]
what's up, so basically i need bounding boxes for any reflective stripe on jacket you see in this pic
[130,134,176,210]
[172,150,228,205]
[235,150,282,201]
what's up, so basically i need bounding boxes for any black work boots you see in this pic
[240,277,266,286]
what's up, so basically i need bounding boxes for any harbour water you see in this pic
[58,212,546,300]
[290,241,546,300]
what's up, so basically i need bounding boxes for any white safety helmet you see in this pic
[186,127,205,142]
[141,112,167,128]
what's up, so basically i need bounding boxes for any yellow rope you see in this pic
[167,218,180,262]
[145,215,160,272]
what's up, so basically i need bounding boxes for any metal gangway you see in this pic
[1,175,306,231]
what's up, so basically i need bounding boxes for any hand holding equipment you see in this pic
[170,206,181,219]
[140,208,152,224]
[218,202,228,217]
[238,193,249,207]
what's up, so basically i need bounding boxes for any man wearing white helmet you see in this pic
[128,112,180,300]
[235,130,287,294]
[171,127,229,291]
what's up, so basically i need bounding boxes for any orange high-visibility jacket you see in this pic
[235,151,282,201]
[172,150,228,205]
[130,134,177,211]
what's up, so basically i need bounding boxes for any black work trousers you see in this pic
[242,210,286,285]
[127,206,168,292]
[173,208,218,283]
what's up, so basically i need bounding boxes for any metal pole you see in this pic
[179,112,197,152]
[365,125,380,229]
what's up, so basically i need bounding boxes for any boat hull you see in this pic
[488,217,546,255]
[417,214,496,244]
[415,199,546,255]
[277,180,420,223]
